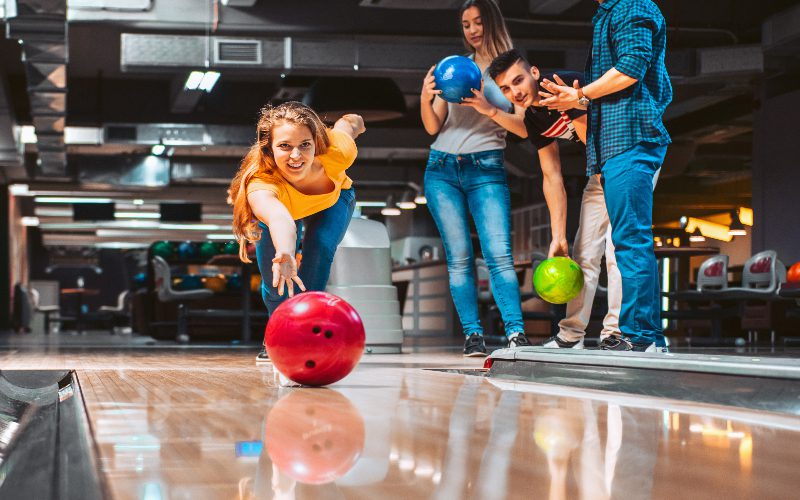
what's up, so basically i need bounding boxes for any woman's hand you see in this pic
[335,114,366,139]
[271,252,306,297]
[421,65,442,103]
[460,80,497,117]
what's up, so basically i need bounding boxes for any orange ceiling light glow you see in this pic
[683,217,733,242]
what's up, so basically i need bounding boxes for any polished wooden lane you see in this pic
[2,349,800,499]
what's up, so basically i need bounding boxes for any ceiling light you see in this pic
[683,217,732,242]
[133,199,144,205]
[414,194,427,205]
[114,212,160,219]
[9,184,30,196]
[304,77,406,123]
[397,192,416,210]
[21,216,40,227]
[356,201,387,208]
[184,71,205,90]
[381,196,401,216]
[18,125,36,144]
[689,228,706,243]
[738,207,753,226]
[728,210,746,236]
[199,71,221,92]
[151,144,166,156]
[381,207,401,216]
[159,223,224,231]
[35,197,113,204]
[207,234,236,240]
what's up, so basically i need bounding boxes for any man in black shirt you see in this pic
[489,49,624,350]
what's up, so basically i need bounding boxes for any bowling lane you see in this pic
[4,349,800,499]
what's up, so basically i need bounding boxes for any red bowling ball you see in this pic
[264,389,365,484]
[264,291,365,386]
[788,262,800,284]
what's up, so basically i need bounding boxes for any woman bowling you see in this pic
[228,101,365,362]
[420,0,529,356]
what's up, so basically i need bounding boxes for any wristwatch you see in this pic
[577,88,590,107]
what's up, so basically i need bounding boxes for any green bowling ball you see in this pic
[199,241,220,259]
[533,257,584,304]
[152,240,175,259]
[221,241,239,255]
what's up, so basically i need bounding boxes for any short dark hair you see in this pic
[488,48,528,80]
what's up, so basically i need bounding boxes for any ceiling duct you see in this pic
[120,33,460,74]
[0,78,23,181]
[698,45,764,78]
[304,77,406,123]
[762,3,800,55]
[6,0,69,178]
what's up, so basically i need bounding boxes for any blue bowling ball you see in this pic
[132,272,146,288]
[226,274,242,292]
[433,55,482,104]
[180,275,203,290]
[178,241,198,260]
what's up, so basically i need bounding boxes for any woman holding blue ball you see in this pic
[420,0,529,356]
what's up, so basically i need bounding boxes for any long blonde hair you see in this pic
[228,101,330,262]
[459,0,513,59]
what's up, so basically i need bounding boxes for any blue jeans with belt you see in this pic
[424,149,524,337]
[254,188,356,315]
[601,143,668,346]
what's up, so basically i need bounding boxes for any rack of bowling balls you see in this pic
[148,240,262,294]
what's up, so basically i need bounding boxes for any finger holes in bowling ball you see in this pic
[312,443,322,452]
[324,330,333,339]
[305,360,316,368]
[312,326,321,334]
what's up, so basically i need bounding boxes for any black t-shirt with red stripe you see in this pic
[524,71,587,150]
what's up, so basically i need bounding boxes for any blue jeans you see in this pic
[425,149,524,337]
[255,188,356,315]
[601,143,667,345]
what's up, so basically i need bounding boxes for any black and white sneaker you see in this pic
[255,348,271,363]
[541,335,584,349]
[507,332,533,348]
[599,336,666,353]
[464,334,488,357]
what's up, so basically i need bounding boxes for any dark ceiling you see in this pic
[1,0,799,240]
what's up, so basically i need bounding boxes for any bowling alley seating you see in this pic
[662,254,739,343]
[97,290,132,334]
[714,250,788,344]
[151,256,213,341]
[29,288,62,334]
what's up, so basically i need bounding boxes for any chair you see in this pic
[98,290,132,334]
[716,251,782,297]
[30,288,63,334]
[662,255,738,344]
[152,256,213,342]
[712,251,787,345]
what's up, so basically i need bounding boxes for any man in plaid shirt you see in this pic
[539,0,672,352]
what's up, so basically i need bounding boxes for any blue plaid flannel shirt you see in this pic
[585,0,672,175]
